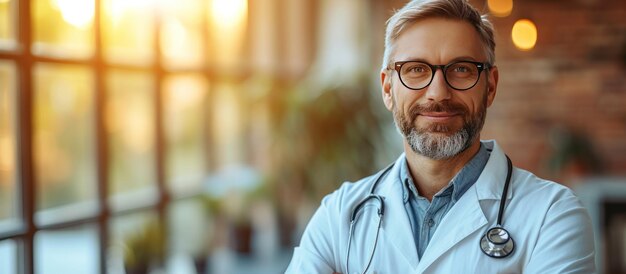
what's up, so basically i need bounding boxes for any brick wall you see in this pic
[478,0,626,185]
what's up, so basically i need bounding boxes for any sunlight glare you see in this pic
[210,0,247,28]
[106,0,153,26]
[53,0,95,29]
[161,18,188,57]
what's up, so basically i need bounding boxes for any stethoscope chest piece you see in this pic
[480,226,515,258]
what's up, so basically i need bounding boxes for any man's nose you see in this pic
[424,69,452,102]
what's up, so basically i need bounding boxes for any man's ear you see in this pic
[486,66,499,107]
[381,70,394,111]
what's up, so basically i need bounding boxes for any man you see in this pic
[286,0,596,273]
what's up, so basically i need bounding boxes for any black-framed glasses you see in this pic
[393,61,491,91]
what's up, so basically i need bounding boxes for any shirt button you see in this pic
[427,219,435,227]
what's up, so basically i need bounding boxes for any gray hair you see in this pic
[382,0,496,71]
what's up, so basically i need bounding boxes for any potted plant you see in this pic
[266,74,397,246]
[122,220,166,274]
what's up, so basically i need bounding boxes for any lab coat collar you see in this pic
[475,140,514,201]
[376,140,511,272]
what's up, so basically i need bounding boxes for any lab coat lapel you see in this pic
[416,140,512,272]
[416,184,488,273]
[378,156,420,269]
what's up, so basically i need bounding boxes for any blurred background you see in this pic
[0,0,625,273]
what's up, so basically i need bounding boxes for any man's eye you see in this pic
[407,66,427,73]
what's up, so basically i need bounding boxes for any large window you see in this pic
[0,0,254,272]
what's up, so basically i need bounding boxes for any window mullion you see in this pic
[92,0,110,273]
[153,2,170,253]
[16,0,35,273]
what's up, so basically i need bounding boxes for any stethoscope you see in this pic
[346,155,514,274]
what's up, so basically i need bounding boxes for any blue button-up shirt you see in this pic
[399,144,490,259]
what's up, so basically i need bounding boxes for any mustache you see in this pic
[408,101,469,119]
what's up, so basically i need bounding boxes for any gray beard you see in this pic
[404,126,471,160]
[393,100,486,160]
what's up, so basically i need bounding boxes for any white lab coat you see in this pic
[286,140,596,274]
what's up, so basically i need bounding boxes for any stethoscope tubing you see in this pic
[346,198,383,274]
[497,156,513,226]
[345,164,392,274]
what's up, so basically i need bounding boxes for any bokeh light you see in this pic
[511,19,537,51]
[488,0,513,17]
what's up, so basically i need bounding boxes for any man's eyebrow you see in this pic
[395,57,429,63]
[396,56,481,64]
[449,56,479,62]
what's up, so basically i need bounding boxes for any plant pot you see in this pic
[124,264,149,274]
[231,223,253,254]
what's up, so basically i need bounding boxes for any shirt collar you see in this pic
[399,143,491,203]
